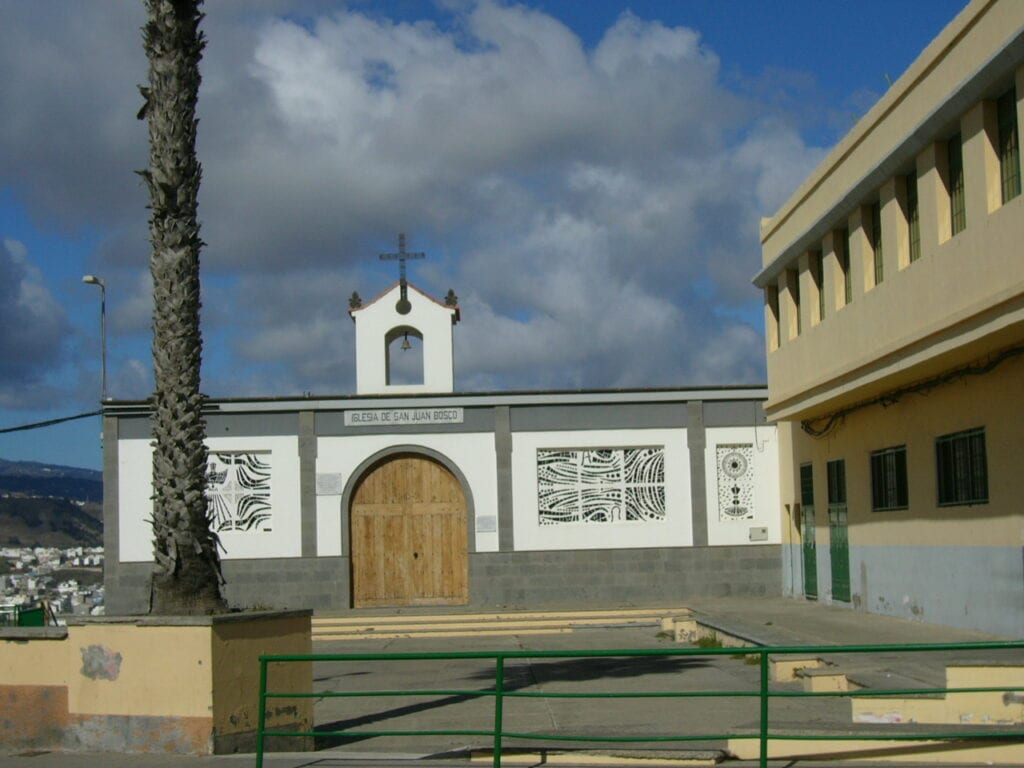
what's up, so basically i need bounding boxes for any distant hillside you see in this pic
[0,496,103,548]
[0,459,102,503]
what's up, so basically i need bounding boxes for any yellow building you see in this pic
[755,0,1024,635]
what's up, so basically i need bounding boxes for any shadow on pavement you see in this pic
[315,654,709,748]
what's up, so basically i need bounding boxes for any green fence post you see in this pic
[493,654,505,768]
[759,650,769,768]
[256,657,268,768]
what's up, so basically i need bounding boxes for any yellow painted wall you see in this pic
[0,612,313,754]
[766,196,1024,419]
[69,623,213,717]
[784,351,1024,548]
[758,0,1024,424]
[1,636,71,687]
[211,613,313,738]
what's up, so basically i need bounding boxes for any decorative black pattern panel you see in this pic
[716,443,755,521]
[538,448,665,525]
[206,452,273,533]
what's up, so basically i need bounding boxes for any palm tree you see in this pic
[139,0,225,614]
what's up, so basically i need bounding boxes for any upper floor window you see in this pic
[870,200,883,285]
[841,229,852,305]
[814,251,825,322]
[948,133,966,235]
[998,88,1020,203]
[871,446,908,511]
[827,459,847,506]
[906,173,921,262]
[936,427,988,506]
[800,463,815,509]
[789,268,801,336]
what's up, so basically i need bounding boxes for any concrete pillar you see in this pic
[764,285,780,352]
[299,411,317,557]
[494,406,514,551]
[822,229,845,312]
[916,141,949,251]
[687,401,708,547]
[780,268,800,340]
[961,100,1000,219]
[847,205,871,295]
[797,251,815,331]
[880,176,908,272]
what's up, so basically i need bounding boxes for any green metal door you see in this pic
[828,506,850,602]
[799,464,817,599]
[801,508,817,599]
[826,459,851,603]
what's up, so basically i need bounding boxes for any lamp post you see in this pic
[81,275,107,401]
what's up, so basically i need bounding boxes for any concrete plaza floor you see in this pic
[0,597,1019,767]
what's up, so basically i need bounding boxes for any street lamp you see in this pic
[81,275,107,401]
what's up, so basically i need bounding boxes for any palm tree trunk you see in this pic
[140,0,226,614]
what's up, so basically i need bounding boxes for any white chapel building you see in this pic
[103,247,781,613]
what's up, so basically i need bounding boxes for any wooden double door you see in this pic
[350,454,468,607]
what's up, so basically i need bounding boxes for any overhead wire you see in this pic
[801,345,1024,438]
[0,410,103,435]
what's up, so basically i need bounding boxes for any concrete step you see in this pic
[312,607,693,641]
[852,663,1024,725]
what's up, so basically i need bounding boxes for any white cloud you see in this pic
[0,240,71,406]
[0,0,825,405]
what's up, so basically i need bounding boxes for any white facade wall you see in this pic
[115,417,779,564]
[704,426,781,546]
[117,435,302,562]
[352,284,457,395]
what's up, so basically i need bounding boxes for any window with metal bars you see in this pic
[827,459,846,505]
[906,173,921,262]
[870,446,908,511]
[870,200,883,285]
[948,133,966,235]
[790,268,801,336]
[935,427,988,506]
[839,228,852,305]
[800,463,814,508]
[814,251,825,322]
[998,88,1020,203]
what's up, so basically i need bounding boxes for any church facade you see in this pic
[103,272,781,613]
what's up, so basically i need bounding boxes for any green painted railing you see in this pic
[256,640,1024,768]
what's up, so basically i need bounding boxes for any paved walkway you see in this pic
[0,597,1020,767]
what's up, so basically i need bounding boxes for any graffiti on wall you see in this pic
[538,448,665,525]
[716,443,755,521]
[206,452,273,532]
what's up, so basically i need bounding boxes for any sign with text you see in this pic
[344,407,464,427]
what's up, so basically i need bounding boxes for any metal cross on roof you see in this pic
[379,233,425,315]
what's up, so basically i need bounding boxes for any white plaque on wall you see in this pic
[344,407,464,427]
[476,515,497,533]
[315,473,345,495]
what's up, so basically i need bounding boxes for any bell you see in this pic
[401,333,411,351]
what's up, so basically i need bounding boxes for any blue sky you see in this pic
[0,0,968,471]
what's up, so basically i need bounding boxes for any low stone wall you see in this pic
[468,545,782,607]
[106,546,781,614]
[0,611,312,754]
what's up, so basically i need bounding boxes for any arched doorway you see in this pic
[350,453,468,607]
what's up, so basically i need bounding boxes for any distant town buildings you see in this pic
[0,546,105,620]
